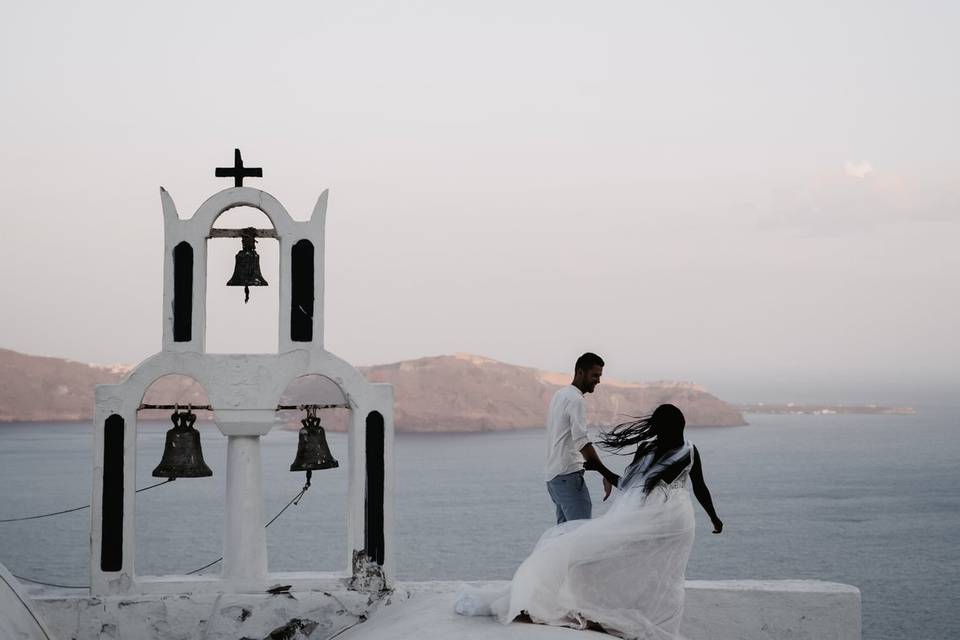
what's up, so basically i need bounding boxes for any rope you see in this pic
[264,482,310,528]
[11,574,87,590]
[0,504,88,523]
[328,617,367,639]
[187,476,312,575]
[3,480,172,588]
[136,479,176,493]
[11,478,312,587]
[0,572,55,638]
[184,557,222,576]
[0,479,174,524]
[321,591,370,618]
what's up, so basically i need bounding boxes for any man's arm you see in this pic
[569,396,619,499]
[581,443,620,488]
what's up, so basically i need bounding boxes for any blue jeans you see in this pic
[546,470,592,524]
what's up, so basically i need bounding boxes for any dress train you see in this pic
[456,443,696,640]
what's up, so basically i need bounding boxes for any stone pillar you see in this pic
[90,389,138,595]
[345,407,367,568]
[222,435,268,591]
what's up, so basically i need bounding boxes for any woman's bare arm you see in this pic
[690,447,723,534]
[581,443,620,500]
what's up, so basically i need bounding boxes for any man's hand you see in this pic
[581,443,620,494]
[711,518,723,534]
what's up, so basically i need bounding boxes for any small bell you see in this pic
[226,227,268,303]
[290,408,339,472]
[152,408,213,479]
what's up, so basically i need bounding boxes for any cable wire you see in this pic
[0,479,174,524]
[11,574,87,590]
[4,479,173,588]
[0,571,54,638]
[11,479,311,587]
[186,477,311,576]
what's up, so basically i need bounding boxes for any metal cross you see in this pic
[215,148,263,187]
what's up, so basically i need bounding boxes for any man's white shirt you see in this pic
[544,384,590,481]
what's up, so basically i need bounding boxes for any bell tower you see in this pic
[89,150,395,595]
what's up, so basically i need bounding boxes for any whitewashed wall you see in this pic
[90,186,395,597]
[32,579,860,640]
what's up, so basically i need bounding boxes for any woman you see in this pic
[456,404,723,639]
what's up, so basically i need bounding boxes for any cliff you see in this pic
[0,348,122,422]
[0,349,746,429]
[360,354,745,430]
[0,348,211,422]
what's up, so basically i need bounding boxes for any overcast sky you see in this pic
[1,1,957,403]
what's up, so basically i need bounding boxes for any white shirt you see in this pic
[544,385,591,481]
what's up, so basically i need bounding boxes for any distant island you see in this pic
[359,354,747,430]
[0,348,746,430]
[739,403,915,416]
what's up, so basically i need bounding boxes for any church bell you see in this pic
[152,408,213,479]
[290,408,339,472]
[227,227,268,303]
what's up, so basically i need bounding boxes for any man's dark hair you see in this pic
[575,352,605,373]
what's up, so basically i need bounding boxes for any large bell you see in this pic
[152,409,213,478]
[290,413,339,472]
[226,228,268,303]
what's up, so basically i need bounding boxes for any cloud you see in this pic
[751,171,959,235]
[844,161,874,179]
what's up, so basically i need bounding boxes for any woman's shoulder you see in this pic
[683,442,697,467]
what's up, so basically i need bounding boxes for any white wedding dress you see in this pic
[456,442,696,640]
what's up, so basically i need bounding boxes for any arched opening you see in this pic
[172,241,193,342]
[365,411,385,565]
[205,207,279,353]
[291,239,314,342]
[265,375,349,573]
[101,414,125,572]
[135,375,222,578]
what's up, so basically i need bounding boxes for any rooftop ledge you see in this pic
[352,580,861,640]
[28,579,861,640]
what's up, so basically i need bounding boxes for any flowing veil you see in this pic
[457,442,696,640]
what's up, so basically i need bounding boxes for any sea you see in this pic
[1,407,958,640]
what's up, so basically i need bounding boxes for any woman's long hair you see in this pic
[598,404,686,459]
[598,414,656,457]
[599,404,688,493]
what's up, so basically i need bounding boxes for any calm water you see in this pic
[0,409,958,640]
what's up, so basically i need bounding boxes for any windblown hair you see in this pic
[599,404,689,494]
[598,415,656,457]
[598,404,686,458]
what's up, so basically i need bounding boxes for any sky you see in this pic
[1,1,957,404]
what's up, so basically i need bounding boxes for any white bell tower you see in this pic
[89,150,395,595]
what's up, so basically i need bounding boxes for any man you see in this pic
[544,352,617,524]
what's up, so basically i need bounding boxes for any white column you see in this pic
[345,407,366,567]
[222,435,268,591]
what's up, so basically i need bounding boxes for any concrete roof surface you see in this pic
[341,581,609,640]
